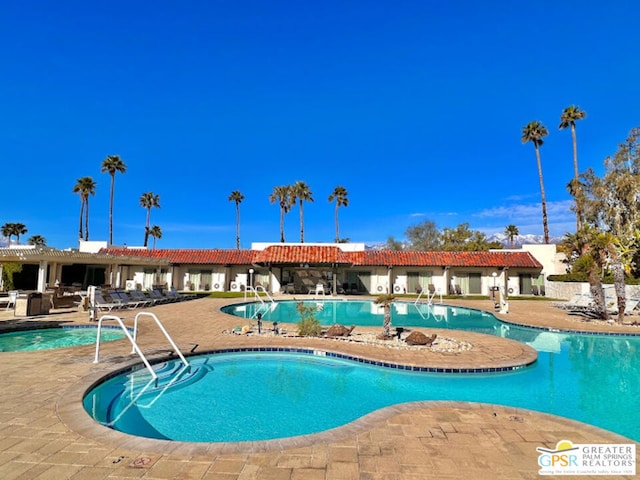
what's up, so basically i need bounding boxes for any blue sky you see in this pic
[2,1,639,249]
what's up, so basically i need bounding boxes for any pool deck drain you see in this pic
[0,297,638,479]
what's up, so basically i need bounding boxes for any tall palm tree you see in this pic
[328,186,349,243]
[504,224,519,247]
[1,223,14,246]
[559,105,587,230]
[269,185,293,243]
[72,176,96,241]
[148,225,162,250]
[100,154,127,245]
[27,235,46,246]
[521,121,550,244]
[139,192,161,247]
[228,190,245,249]
[292,181,314,243]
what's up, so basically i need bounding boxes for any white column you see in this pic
[37,260,48,292]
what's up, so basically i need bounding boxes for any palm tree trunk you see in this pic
[299,201,304,243]
[571,124,582,231]
[109,174,115,245]
[279,207,285,243]
[85,198,90,241]
[235,203,240,250]
[144,210,151,247]
[79,200,85,240]
[383,305,391,338]
[334,204,340,243]
[535,146,550,244]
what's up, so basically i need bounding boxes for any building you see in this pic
[0,242,555,298]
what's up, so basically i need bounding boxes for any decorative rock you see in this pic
[405,331,437,346]
[325,324,356,337]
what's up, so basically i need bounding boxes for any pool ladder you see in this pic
[93,312,190,380]
[415,287,442,306]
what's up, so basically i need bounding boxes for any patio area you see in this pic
[0,297,637,479]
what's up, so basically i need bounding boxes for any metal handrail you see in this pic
[131,312,190,368]
[93,314,158,380]
[244,285,274,304]
[93,312,190,380]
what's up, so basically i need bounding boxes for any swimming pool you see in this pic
[222,299,512,332]
[84,301,640,442]
[0,326,127,352]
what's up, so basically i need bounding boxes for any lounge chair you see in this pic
[428,284,436,294]
[110,290,145,309]
[531,285,539,296]
[170,287,196,300]
[93,292,124,312]
[454,284,462,295]
[148,289,172,304]
[128,289,156,307]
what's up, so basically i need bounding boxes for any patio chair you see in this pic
[5,290,18,311]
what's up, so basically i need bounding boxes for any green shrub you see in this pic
[296,301,322,336]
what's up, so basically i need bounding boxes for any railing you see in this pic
[93,314,158,379]
[131,312,190,368]
[93,312,190,381]
[244,285,274,304]
[414,287,442,306]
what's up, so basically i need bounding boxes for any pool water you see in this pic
[222,300,511,332]
[85,302,640,443]
[0,326,127,352]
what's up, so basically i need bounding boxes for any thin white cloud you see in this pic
[474,199,574,222]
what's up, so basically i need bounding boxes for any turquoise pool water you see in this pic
[84,301,640,442]
[222,299,512,332]
[0,326,127,352]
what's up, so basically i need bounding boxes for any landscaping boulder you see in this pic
[405,331,437,346]
[325,324,356,337]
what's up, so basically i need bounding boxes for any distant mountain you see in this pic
[487,233,563,247]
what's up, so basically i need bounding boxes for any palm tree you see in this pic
[11,223,27,245]
[559,106,587,230]
[521,121,550,244]
[139,192,161,247]
[504,225,519,247]
[100,154,127,245]
[27,235,46,246]
[269,185,293,243]
[148,225,162,250]
[1,223,14,246]
[72,176,96,241]
[328,186,349,243]
[374,293,396,339]
[292,181,314,242]
[228,190,245,249]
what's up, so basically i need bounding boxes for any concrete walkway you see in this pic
[0,297,638,479]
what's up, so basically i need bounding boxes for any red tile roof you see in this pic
[101,246,542,269]
[253,245,354,264]
[360,250,542,268]
[101,248,253,265]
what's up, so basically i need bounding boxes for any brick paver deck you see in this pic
[0,296,638,479]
